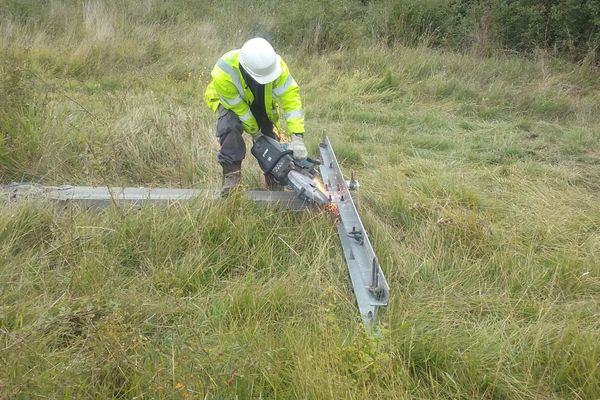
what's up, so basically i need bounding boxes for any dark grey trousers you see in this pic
[216,105,246,165]
[215,105,278,165]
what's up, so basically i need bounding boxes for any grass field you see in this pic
[1,1,600,398]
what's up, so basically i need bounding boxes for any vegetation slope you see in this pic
[1,1,599,398]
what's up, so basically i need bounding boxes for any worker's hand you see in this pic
[288,134,307,159]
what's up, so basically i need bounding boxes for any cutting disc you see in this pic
[287,170,330,205]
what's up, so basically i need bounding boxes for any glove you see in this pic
[288,134,307,160]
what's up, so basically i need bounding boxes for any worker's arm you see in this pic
[272,59,305,135]
[212,69,259,134]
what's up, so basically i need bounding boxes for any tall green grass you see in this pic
[1,1,599,398]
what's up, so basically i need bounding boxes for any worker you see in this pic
[204,37,307,196]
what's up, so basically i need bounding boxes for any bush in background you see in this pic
[1,0,598,62]
[492,0,599,60]
[370,0,599,62]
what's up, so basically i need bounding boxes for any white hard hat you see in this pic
[239,37,282,84]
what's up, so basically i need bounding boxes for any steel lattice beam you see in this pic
[318,135,389,326]
[0,184,311,211]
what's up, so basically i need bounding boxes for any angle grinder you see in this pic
[251,134,330,205]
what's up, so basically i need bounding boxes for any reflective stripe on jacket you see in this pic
[204,50,305,135]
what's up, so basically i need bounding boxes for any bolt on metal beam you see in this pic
[318,134,390,327]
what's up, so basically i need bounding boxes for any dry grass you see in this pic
[1,1,599,398]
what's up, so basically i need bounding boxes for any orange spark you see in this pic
[314,176,327,194]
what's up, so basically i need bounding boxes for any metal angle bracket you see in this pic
[319,134,389,327]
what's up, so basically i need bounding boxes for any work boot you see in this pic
[265,174,285,191]
[221,162,242,197]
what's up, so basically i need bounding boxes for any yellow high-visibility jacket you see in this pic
[204,50,305,135]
